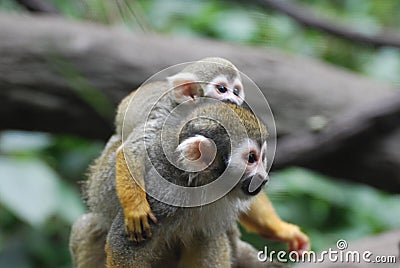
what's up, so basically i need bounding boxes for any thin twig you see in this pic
[253,0,400,48]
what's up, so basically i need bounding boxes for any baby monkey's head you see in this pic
[168,57,244,106]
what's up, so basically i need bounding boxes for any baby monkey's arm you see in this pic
[115,149,157,243]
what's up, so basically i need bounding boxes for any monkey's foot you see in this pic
[123,202,158,243]
[263,222,310,255]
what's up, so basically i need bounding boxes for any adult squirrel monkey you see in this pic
[70,58,309,267]
[102,100,285,267]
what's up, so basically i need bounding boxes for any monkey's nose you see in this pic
[248,174,268,193]
[221,98,236,104]
[241,174,268,196]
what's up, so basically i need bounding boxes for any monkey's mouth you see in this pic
[241,176,268,196]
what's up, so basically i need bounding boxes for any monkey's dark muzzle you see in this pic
[241,175,268,196]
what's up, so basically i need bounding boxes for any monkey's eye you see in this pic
[216,85,227,93]
[248,152,257,164]
[233,88,240,96]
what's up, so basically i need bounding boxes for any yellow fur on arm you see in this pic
[115,149,147,211]
[239,192,285,239]
[239,192,310,253]
[115,149,156,242]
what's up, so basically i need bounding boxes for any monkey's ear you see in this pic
[167,73,203,103]
[176,135,216,172]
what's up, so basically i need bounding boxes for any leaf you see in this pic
[0,157,59,226]
[56,181,85,224]
[0,131,52,153]
[213,10,257,42]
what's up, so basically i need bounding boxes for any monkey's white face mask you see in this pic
[177,135,268,194]
[204,75,244,106]
[229,139,269,196]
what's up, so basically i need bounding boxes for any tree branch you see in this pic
[295,229,400,268]
[254,0,400,48]
[276,93,400,165]
[274,93,400,191]
[1,13,400,192]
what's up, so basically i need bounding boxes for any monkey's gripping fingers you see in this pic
[266,222,310,256]
[288,232,310,256]
[123,203,158,244]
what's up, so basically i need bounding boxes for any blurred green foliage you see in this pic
[1,0,400,267]
[0,132,102,268]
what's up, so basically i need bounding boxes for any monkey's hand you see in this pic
[261,221,310,255]
[124,198,158,243]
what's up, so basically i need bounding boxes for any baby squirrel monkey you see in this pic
[70,58,308,267]
[109,100,280,267]
[115,57,309,251]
